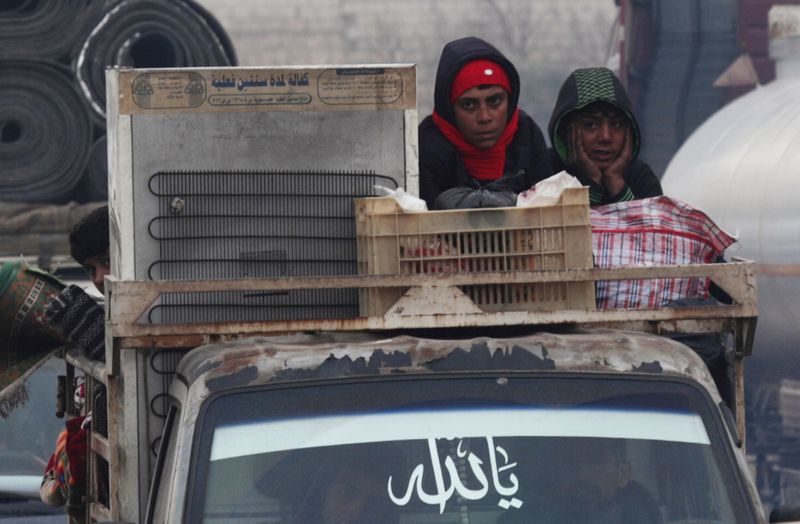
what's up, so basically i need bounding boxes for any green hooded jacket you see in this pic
[547,67,662,205]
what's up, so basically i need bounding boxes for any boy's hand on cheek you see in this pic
[602,127,632,196]
[566,124,602,186]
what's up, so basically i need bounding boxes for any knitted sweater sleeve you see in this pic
[597,158,663,204]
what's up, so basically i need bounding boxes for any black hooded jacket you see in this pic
[547,67,662,205]
[419,37,551,209]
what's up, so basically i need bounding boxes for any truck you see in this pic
[60,256,783,523]
[58,64,797,523]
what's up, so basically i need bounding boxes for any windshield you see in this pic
[189,375,752,523]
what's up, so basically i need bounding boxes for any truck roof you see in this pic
[173,330,722,404]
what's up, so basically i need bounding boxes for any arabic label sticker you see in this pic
[207,93,312,107]
[132,71,206,110]
[317,68,403,105]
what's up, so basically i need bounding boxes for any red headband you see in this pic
[450,59,511,102]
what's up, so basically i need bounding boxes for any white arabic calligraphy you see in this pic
[387,437,523,514]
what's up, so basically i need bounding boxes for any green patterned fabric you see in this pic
[574,68,616,106]
[547,67,641,166]
[0,261,66,417]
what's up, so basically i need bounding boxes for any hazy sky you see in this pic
[195,0,618,133]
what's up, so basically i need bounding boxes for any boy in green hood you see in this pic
[548,67,662,206]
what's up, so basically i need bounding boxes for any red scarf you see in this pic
[432,109,520,181]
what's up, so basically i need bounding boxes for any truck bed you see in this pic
[105,259,757,355]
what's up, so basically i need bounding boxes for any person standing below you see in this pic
[46,204,109,361]
[39,382,89,524]
[41,205,110,519]
[548,67,662,206]
[419,36,551,209]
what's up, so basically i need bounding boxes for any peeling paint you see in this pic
[206,365,258,391]
[185,358,221,384]
[177,330,721,406]
[633,361,664,374]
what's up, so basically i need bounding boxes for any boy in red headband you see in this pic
[419,36,551,209]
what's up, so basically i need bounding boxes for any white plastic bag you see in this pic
[374,185,428,211]
[516,171,583,207]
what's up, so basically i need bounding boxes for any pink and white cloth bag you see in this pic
[591,196,735,309]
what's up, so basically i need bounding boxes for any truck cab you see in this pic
[148,330,761,523]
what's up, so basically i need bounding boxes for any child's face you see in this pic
[453,86,509,150]
[83,252,110,293]
[569,105,628,171]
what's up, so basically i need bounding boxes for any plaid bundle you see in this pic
[591,197,735,309]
